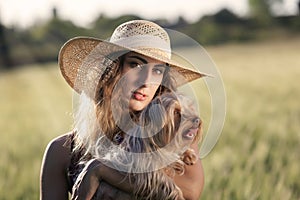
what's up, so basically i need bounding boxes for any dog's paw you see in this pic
[181,149,198,165]
[166,161,185,176]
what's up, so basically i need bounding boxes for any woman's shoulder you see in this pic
[47,132,74,151]
[40,132,76,198]
[43,131,75,168]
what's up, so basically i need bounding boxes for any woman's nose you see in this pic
[138,66,153,86]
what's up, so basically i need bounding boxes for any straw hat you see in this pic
[59,20,210,96]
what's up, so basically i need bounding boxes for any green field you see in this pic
[1,36,300,199]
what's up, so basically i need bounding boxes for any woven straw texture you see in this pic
[59,20,209,96]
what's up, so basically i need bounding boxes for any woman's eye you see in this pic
[154,69,162,75]
[153,68,164,75]
[129,62,142,68]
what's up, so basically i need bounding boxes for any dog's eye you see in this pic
[174,110,181,117]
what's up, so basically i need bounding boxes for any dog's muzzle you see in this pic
[182,117,201,140]
[193,117,201,128]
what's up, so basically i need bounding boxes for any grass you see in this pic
[1,36,300,199]
[201,36,300,199]
[0,65,73,199]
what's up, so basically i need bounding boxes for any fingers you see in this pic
[71,170,86,200]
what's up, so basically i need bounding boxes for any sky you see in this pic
[0,0,299,28]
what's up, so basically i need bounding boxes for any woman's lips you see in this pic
[132,91,147,101]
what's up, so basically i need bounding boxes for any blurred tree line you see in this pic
[0,0,299,69]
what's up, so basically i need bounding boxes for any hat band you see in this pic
[110,35,171,58]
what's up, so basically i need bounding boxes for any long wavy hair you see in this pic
[72,52,177,159]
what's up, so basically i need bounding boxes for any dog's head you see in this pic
[135,92,202,153]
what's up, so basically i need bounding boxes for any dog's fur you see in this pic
[90,92,202,200]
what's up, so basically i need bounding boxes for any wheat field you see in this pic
[0,36,299,199]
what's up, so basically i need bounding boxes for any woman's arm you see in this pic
[40,133,72,200]
[173,142,205,200]
[71,159,133,200]
[71,158,135,200]
[71,144,204,200]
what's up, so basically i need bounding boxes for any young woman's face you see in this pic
[121,52,167,111]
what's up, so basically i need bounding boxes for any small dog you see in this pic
[96,92,203,200]
[131,92,202,200]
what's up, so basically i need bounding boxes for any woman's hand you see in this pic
[71,159,133,200]
[71,159,102,200]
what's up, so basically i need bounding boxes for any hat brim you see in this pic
[59,36,212,93]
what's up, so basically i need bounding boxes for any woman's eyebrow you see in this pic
[155,64,168,68]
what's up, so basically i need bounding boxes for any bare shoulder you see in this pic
[42,132,73,168]
[47,132,73,152]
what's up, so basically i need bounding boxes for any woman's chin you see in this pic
[129,100,149,112]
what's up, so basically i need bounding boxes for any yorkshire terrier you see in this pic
[124,92,202,200]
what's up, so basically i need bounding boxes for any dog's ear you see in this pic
[194,120,203,143]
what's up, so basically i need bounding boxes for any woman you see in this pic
[40,20,208,200]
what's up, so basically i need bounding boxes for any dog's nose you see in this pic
[193,117,201,128]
